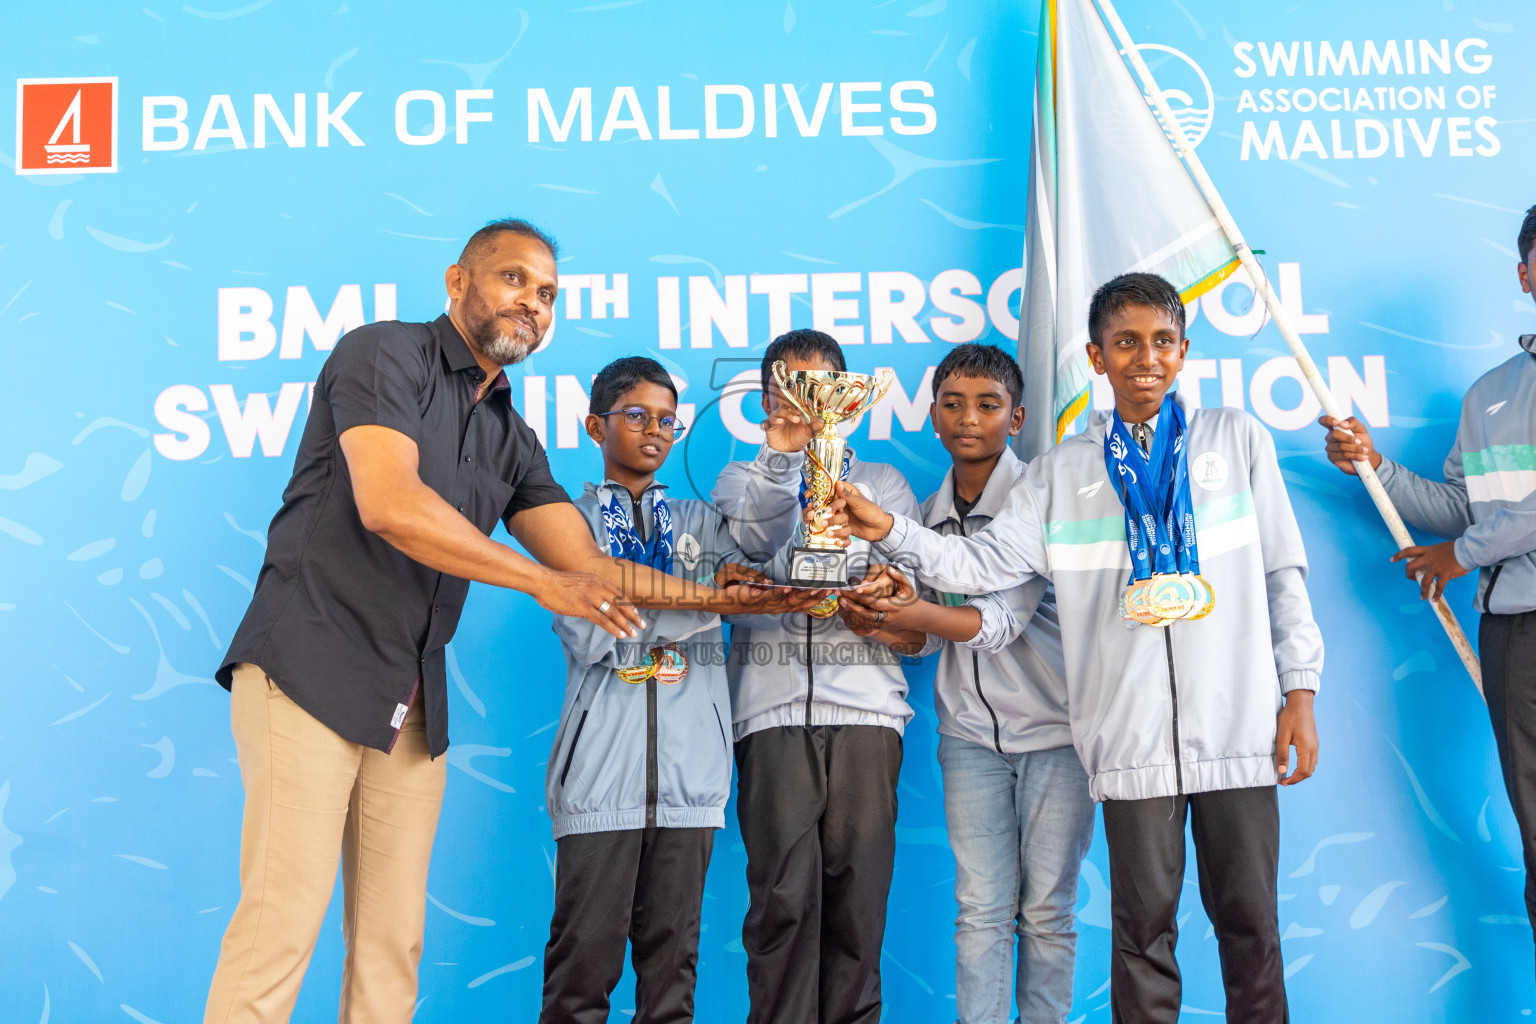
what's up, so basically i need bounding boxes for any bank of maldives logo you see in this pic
[1133,44,1213,149]
[16,77,117,174]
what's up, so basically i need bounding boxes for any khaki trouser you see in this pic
[204,663,447,1024]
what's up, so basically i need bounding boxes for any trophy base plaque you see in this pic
[787,547,849,588]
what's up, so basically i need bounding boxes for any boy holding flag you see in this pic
[1319,203,1536,973]
[834,274,1322,1024]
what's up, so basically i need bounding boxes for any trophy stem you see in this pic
[804,432,847,551]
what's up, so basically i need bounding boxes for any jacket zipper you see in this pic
[1483,563,1505,613]
[1164,629,1184,795]
[559,709,588,786]
[804,615,815,726]
[645,675,659,828]
[956,515,1003,754]
[972,651,1002,754]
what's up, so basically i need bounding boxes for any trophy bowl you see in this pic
[770,361,896,588]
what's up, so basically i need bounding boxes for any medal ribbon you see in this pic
[1102,395,1200,583]
[601,487,674,575]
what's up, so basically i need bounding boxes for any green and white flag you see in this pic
[1018,0,1240,458]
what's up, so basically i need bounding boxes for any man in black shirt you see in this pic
[202,219,814,1024]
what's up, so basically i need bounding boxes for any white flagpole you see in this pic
[1094,0,1484,696]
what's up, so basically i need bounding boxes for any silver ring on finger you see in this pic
[876,610,885,627]
[598,600,612,614]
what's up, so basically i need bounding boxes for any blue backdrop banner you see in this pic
[2,1,1534,1021]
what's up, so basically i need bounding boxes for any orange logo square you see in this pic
[16,77,117,175]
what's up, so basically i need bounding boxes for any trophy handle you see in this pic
[867,367,898,406]
[770,359,818,424]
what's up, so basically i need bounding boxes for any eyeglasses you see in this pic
[596,406,687,439]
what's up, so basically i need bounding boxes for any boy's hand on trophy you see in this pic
[806,501,852,548]
[850,563,916,604]
[763,406,821,452]
[833,481,895,541]
[844,564,919,630]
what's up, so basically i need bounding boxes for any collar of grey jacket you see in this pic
[925,446,1023,527]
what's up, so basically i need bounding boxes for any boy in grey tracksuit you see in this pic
[840,276,1323,1024]
[845,343,1093,1024]
[711,330,921,1024]
[1320,203,1536,971]
[542,357,816,1024]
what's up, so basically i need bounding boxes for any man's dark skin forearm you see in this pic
[340,425,820,638]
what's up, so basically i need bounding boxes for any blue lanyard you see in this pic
[1102,395,1200,582]
[601,488,674,575]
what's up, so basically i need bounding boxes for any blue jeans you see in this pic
[938,735,1095,1024]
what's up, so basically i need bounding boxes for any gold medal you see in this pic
[616,658,655,684]
[808,593,840,619]
[1123,573,1216,627]
[617,647,660,684]
[1187,575,1217,619]
[1148,574,1198,621]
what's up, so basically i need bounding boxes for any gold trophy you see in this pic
[771,360,896,588]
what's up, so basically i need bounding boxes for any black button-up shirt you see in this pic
[217,315,569,756]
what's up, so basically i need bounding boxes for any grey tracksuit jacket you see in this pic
[1377,334,1536,614]
[918,447,1072,755]
[545,481,746,839]
[884,393,1324,802]
[713,445,920,739]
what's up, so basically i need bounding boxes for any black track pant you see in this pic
[1102,786,1287,1024]
[1481,611,1536,975]
[735,724,903,1024]
[540,827,714,1024]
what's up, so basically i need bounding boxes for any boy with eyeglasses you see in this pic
[540,356,824,1023]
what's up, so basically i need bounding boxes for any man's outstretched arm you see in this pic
[510,501,830,619]
[340,424,643,638]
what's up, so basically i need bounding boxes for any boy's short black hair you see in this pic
[1519,205,1536,264]
[931,343,1024,408]
[1087,272,1186,347]
[458,217,559,268]
[760,329,847,393]
[590,356,677,416]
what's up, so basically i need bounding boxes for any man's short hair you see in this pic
[458,218,559,269]
[590,356,677,416]
[931,343,1024,408]
[760,329,847,393]
[1087,272,1186,347]
[1519,205,1536,265]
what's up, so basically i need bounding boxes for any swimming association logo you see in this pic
[1132,44,1214,149]
[15,77,118,174]
[1190,450,1229,492]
